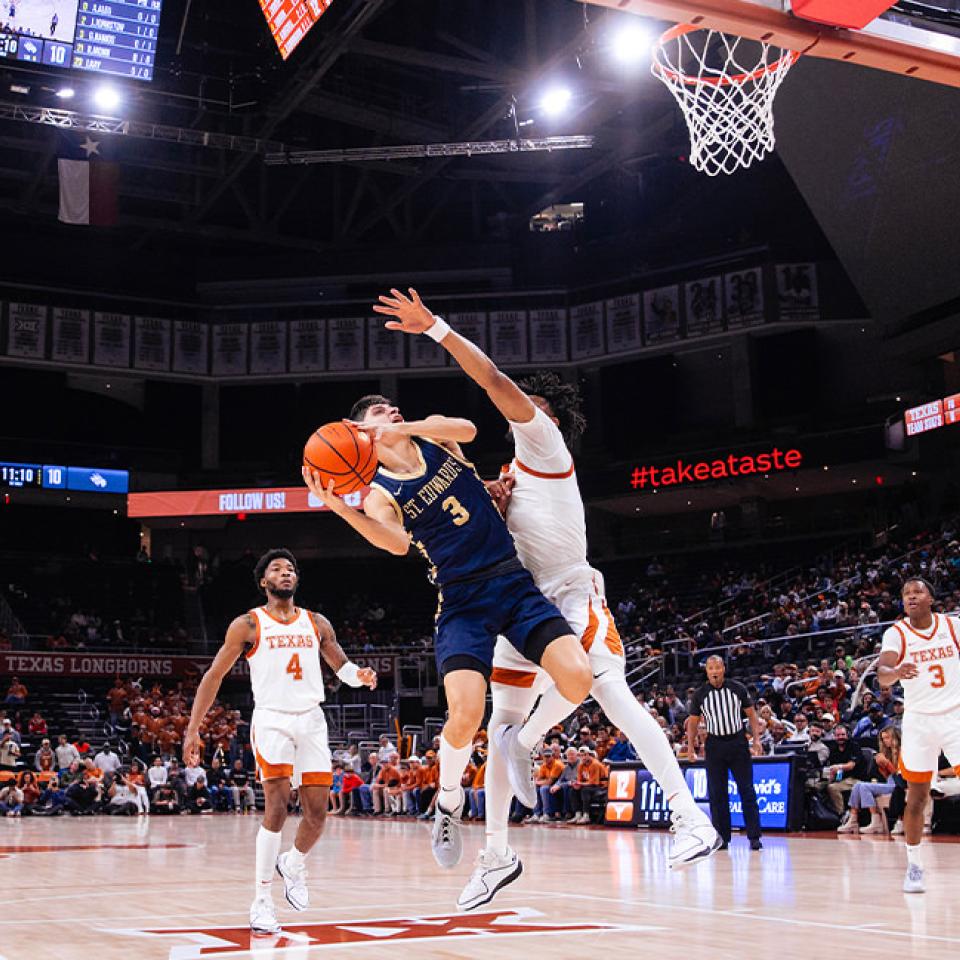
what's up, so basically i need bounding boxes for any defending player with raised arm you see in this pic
[184,549,376,935]
[303,386,592,877]
[876,577,960,894]
[372,288,719,911]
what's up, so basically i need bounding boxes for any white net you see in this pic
[651,27,800,177]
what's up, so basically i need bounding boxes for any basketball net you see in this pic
[651,26,801,177]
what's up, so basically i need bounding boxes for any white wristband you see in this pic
[336,662,363,687]
[425,315,450,342]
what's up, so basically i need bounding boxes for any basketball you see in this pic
[303,422,377,495]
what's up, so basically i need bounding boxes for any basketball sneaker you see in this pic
[457,847,523,912]
[667,810,722,869]
[276,851,309,911]
[495,724,537,810]
[431,790,464,869]
[903,864,925,894]
[250,896,281,935]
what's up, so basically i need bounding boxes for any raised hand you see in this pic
[372,288,438,335]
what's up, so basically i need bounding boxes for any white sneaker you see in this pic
[891,821,905,836]
[276,851,309,911]
[668,810,722,869]
[431,791,464,869]
[572,812,588,824]
[837,813,859,834]
[903,864,925,894]
[494,724,538,809]
[537,814,551,823]
[861,817,886,835]
[457,847,523,912]
[250,896,281,935]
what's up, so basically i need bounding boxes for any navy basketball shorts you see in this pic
[434,567,572,678]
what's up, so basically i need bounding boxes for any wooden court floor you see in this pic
[2,815,958,959]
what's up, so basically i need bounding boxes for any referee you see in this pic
[686,655,763,850]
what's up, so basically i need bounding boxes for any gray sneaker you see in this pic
[495,723,537,809]
[431,791,464,870]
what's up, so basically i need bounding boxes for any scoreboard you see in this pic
[0,461,128,493]
[259,0,333,60]
[0,0,164,81]
[903,395,960,437]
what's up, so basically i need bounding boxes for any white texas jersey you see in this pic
[247,606,325,712]
[505,407,596,593]
[881,613,960,715]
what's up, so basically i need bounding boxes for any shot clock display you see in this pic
[0,0,164,81]
[0,461,128,493]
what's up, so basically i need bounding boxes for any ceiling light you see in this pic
[540,87,572,117]
[93,85,121,111]
[611,22,651,65]
[10,83,30,95]
[56,86,75,100]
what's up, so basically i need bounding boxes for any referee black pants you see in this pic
[704,734,762,842]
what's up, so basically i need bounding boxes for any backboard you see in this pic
[582,0,960,87]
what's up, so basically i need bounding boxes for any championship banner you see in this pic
[7,302,47,359]
[328,318,364,371]
[643,286,681,344]
[367,317,405,370]
[408,332,447,369]
[127,485,366,518]
[172,320,209,375]
[249,320,288,374]
[528,308,568,363]
[289,319,326,373]
[448,312,487,353]
[211,323,249,376]
[571,301,605,359]
[776,263,819,321]
[488,310,528,365]
[133,317,171,372]
[605,294,642,354]
[684,276,724,337]
[725,267,765,328]
[93,312,131,367]
[52,307,90,364]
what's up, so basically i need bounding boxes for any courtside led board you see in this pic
[259,0,334,60]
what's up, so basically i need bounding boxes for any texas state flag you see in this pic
[57,132,119,226]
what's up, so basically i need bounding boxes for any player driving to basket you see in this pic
[302,368,593,876]
[370,289,720,911]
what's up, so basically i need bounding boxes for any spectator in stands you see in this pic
[839,727,900,835]
[375,752,401,815]
[0,781,24,817]
[106,679,128,729]
[344,744,362,775]
[19,771,40,813]
[34,775,68,816]
[466,754,486,821]
[106,772,141,816]
[0,727,21,771]
[151,782,180,815]
[186,774,213,814]
[55,734,80,772]
[228,758,255,814]
[852,703,889,741]
[205,757,232,811]
[825,725,866,818]
[341,767,365,814]
[4,677,27,705]
[167,760,187,807]
[34,738,56,774]
[533,746,565,823]
[377,734,396,762]
[356,751,379,815]
[400,756,420,815]
[64,770,99,815]
[59,761,83,789]
[27,712,47,737]
[94,742,121,778]
[329,764,344,815]
[1,717,20,746]
[416,750,439,818]
[147,756,168,793]
[183,756,206,793]
[570,749,606,824]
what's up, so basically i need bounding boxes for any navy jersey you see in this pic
[369,438,518,587]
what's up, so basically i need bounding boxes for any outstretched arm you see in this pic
[373,288,536,426]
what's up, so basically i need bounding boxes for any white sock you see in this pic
[594,680,698,817]
[485,708,526,856]
[286,845,307,868]
[255,826,282,897]
[438,734,470,813]
[906,843,923,868]
[517,686,579,751]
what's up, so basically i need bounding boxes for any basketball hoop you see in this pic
[651,25,801,177]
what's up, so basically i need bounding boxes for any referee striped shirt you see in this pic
[689,680,752,737]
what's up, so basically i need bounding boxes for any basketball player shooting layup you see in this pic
[303,383,593,875]
[877,578,960,894]
[183,549,377,936]
[372,289,720,911]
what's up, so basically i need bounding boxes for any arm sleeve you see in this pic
[508,407,572,473]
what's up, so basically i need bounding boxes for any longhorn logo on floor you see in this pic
[109,908,659,956]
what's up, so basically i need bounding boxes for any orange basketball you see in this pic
[303,421,377,495]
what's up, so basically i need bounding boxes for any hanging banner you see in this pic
[725,267,765,328]
[93,312,131,367]
[133,317,171,372]
[488,310,528,365]
[409,332,447,369]
[367,317,405,369]
[684,276,724,337]
[249,320,288,374]
[52,307,90,364]
[289,319,326,373]
[571,301,605,359]
[211,323,249,376]
[172,320,208,375]
[448,312,488,353]
[7,302,47,359]
[605,294,642,354]
[643,286,681,344]
[328,318,364,371]
[528,308,568,364]
[776,263,819,321]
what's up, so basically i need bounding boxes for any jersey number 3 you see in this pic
[442,495,471,526]
[929,664,945,688]
[286,653,303,681]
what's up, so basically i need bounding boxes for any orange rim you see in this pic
[652,23,801,88]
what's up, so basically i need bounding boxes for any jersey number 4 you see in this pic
[286,653,303,681]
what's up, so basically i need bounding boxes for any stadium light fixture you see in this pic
[56,86,75,100]
[611,21,652,65]
[93,85,122,111]
[540,86,572,117]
